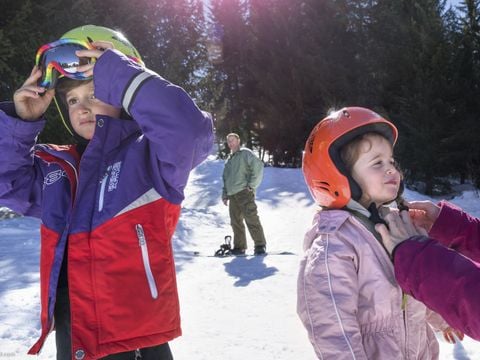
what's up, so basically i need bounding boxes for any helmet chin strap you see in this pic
[53,95,74,136]
[53,95,90,146]
[367,203,388,227]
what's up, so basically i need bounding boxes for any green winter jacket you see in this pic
[222,148,264,198]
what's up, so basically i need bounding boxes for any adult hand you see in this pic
[13,66,55,121]
[375,210,428,254]
[407,200,440,232]
[75,41,114,77]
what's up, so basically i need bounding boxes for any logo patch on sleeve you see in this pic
[44,170,67,188]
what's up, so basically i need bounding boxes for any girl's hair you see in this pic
[340,132,387,172]
[56,78,93,105]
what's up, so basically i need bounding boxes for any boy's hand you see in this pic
[75,41,114,77]
[14,66,55,121]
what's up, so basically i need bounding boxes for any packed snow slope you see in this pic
[0,155,479,359]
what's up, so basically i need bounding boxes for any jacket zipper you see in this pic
[135,224,159,299]
[402,293,409,357]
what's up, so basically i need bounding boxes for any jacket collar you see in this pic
[88,115,141,154]
[35,116,141,165]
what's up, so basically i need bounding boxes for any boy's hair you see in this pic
[340,132,389,172]
[56,78,93,105]
[226,133,240,141]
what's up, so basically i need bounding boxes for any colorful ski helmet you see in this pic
[52,25,143,138]
[302,107,398,209]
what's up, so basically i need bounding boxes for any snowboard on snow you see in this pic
[175,250,296,258]
[175,235,296,258]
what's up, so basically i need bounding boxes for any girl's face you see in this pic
[351,135,400,208]
[66,82,121,140]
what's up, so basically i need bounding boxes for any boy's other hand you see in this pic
[14,66,55,121]
[75,41,114,77]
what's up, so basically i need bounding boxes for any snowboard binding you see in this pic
[214,235,232,257]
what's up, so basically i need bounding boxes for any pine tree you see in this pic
[207,0,256,150]
[445,0,480,186]
[368,0,455,194]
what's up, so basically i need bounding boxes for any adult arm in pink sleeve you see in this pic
[393,237,480,341]
[429,201,480,262]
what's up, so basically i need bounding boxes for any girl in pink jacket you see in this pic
[298,107,454,359]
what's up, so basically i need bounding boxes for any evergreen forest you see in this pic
[1,0,480,194]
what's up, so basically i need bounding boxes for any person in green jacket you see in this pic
[222,133,267,255]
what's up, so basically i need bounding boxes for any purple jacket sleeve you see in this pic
[429,201,480,262]
[93,50,214,200]
[394,237,480,340]
[0,102,46,216]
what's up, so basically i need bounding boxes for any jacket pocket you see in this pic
[135,224,159,299]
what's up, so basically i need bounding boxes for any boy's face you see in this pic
[351,135,400,208]
[65,81,121,140]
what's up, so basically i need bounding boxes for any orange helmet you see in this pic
[302,107,398,209]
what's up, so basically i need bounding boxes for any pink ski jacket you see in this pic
[297,209,442,360]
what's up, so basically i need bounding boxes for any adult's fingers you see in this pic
[375,223,396,254]
[413,224,428,236]
[383,212,403,235]
[375,223,388,239]
[408,201,440,216]
[400,211,417,233]
[407,201,431,210]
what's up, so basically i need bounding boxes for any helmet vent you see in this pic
[313,180,331,192]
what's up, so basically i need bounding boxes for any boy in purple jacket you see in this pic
[376,201,480,341]
[1,25,213,359]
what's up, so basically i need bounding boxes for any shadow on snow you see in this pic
[223,256,278,287]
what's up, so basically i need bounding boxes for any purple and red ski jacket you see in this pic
[0,49,213,359]
[393,201,480,340]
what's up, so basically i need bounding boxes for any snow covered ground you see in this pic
[0,155,479,359]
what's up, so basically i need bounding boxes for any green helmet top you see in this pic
[61,25,143,66]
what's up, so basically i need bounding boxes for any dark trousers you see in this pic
[228,188,266,249]
[54,287,173,360]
